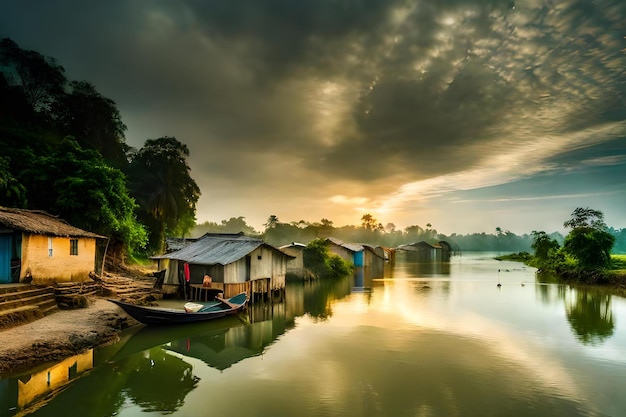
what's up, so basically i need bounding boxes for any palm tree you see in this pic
[129,137,200,252]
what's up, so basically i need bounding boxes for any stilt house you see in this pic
[152,233,294,299]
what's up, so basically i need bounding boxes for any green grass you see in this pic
[611,254,626,272]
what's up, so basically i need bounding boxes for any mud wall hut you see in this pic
[0,207,104,284]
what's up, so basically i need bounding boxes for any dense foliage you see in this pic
[128,137,200,253]
[22,137,147,251]
[303,238,353,279]
[0,38,198,261]
[562,208,615,269]
[525,208,622,285]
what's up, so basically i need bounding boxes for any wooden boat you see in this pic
[108,292,248,325]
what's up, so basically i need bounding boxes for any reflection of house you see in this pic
[395,241,452,261]
[0,349,94,413]
[164,300,294,371]
[279,242,306,280]
[152,233,294,299]
[0,207,104,284]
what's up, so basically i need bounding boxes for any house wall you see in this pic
[282,246,304,278]
[271,251,286,290]
[21,234,96,284]
[161,244,290,298]
[328,243,354,264]
[224,258,246,284]
[159,258,176,284]
[250,246,273,280]
[220,246,287,294]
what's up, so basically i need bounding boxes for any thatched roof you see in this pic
[0,206,104,238]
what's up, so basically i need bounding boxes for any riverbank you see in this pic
[495,252,626,297]
[0,297,139,376]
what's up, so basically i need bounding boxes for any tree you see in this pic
[0,156,27,207]
[563,228,614,269]
[531,231,560,264]
[264,215,280,230]
[0,38,66,113]
[129,137,200,253]
[361,213,377,230]
[22,137,147,255]
[303,238,352,279]
[563,207,615,269]
[220,217,257,234]
[320,218,333,228]
[564,207,607,230]
[54,81,129,169]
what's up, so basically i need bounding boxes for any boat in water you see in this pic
[108,292,248,325]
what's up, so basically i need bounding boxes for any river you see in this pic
[2,252,625,416]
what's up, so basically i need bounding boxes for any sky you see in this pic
[1,0,625,236]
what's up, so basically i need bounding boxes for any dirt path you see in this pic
[0,297,139,376]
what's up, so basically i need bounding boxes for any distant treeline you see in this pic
[193,217,537,252]
[192,217,626,254]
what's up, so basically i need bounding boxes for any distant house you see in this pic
[152,233,294,299]
[279,242,307,280]
[325,237,363,265]
[324,237,388,268]
[395,241,452,261]
[0,207,104,284]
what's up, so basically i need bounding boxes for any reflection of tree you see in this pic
[566,289,614,345]
[36,347,199,415]
[123,347,199,413]
[304,276,351,321]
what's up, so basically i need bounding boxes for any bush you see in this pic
[303,238,353,279]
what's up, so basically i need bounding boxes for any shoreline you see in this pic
[0,297,139,377]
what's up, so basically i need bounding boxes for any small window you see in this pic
[257,255,262,260]
[70,239,78,256]
[48,237,53,257]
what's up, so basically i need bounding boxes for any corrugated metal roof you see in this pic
[153,234,292,265]
[326,237,364,252]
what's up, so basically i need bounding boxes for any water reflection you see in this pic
[390,252,452,278]
[122,348,198,413]
[532,280,616,345]
[564,288,614,345]
[0,350,94,417]
[2,254,626,417]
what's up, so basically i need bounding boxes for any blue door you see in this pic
[0,234,11,283]
[354,250,364,267]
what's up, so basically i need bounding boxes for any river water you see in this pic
[2,252,626,416]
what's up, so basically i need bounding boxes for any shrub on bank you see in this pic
[303,238,354,279]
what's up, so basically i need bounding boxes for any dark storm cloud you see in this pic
[316,0,626,179]
[1,0,625,229]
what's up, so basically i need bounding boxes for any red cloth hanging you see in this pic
[184,263,190,282]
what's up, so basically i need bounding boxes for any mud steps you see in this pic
[0,272,165,329]
[0,285,57,329]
